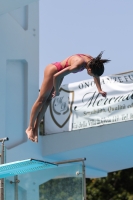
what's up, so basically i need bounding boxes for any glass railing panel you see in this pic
[5,177,14,200]
[39,164,83,200]
[5,163,84,200]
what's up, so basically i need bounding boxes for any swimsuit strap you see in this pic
[65,54,92,67]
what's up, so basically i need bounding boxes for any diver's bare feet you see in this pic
[34,128,38,143]
[33,119,38,143]
[25,127,35,142]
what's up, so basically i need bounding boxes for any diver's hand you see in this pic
[52,91,60,98]
[99,90,107,97]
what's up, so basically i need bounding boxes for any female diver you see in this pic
[26,51,110,142]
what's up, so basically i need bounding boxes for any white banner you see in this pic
[45,71,133,134]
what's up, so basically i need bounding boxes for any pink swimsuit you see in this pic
[52,54,92,73]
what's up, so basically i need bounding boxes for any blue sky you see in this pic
[39,0,133,87]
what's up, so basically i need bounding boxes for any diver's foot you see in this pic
[25,127,35,142]
[34,128,38,143]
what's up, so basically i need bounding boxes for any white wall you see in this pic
[0,0,38,15]
[0,1,44,162]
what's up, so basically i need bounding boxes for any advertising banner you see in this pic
[45,71,133,134]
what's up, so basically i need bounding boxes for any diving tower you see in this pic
[1,0,133,184]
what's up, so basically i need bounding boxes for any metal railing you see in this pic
[0,137,9,200]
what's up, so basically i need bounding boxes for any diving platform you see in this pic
[0,159,57,178]
[42,119,133,178]
[5,118,133,179]
[0,157,86,200]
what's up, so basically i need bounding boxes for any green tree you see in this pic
[86,168,133,200]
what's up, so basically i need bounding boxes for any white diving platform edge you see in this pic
[0,159,57,178]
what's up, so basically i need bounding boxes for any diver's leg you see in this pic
[33,88,54,142]
[26,64,56,142]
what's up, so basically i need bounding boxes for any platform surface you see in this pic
[0,159,57,178]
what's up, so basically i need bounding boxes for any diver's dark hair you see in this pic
[87,51,110,76]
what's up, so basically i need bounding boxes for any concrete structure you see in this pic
[0,0,42,162]
[0,0,133,180]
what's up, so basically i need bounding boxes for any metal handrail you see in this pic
[0,137,9,143]
[0,137,9,200]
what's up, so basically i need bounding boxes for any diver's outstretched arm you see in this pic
[94,76,107,97]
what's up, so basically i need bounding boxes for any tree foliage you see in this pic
[86,168,133,200]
